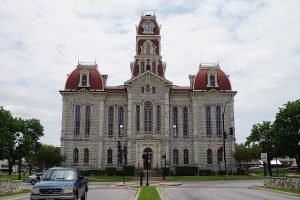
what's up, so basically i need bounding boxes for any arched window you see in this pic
[183,149,189,164]
[107,149,113,164]
[173,149,179,165]
[210,75,215,87]
[205,106,211,136]
[84,148,89,164]
[144,101,153,132]
[73,148,79,164]
[217,148,223,164]
[156,105,161,132]
[207,149,212,164]
[75,105,80,135]
[216,106,222,136]
[108,106,114,137]
[136,105,140,131]
[146,44,151,54]
[152,61,156,73]
[173,107,178,137]
[118,107,124,136]
[183,107,188,137]
[85,105,90,136]
[146,84,150,93]
[141,61,145,73]
[82,74,87,86]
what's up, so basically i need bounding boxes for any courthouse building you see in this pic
[60,13,237,172]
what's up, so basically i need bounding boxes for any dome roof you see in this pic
[193,67,231,91]
[65,66,104,90]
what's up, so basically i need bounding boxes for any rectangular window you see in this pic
[183,107,188,137]
[108,107,114,137]
[156,105,161,132]
[75,105,80,135]
[216,106,222,136]
[136,105,140,132]
[205,106,211,136]
[85,105,90,136]
[207,149,212,164]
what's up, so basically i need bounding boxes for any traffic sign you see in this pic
[261,153,268,163]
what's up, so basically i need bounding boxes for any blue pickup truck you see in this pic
[30,167,88,200]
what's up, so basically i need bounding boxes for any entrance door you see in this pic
[143,148,152,170]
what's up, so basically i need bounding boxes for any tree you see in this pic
[0,107,44,174]
[36,144,62,170]
[273,99,300,171]
[234,143,261,169]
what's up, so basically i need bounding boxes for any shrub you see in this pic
[105,167,117,176]
[199,169,214,176]
[237,169,248,175]
[81,170,105,176]
[123,166,135,176]
[175,166,198,176]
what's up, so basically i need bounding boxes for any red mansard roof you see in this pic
[65,67,103,90]
[193,68,231,91]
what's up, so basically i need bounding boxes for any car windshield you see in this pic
[42,169,76,181]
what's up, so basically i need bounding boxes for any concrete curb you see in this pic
[0,193,30,200]
[251,186,300,197]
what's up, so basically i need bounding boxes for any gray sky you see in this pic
[1,0,299,146]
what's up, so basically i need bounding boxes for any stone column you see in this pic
[192,95,199,165]
[164,86,170,161]
[127,86,132,164]
[60,95,66,156]
[98,95,105,168]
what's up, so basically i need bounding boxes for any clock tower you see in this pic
[130,12,166,78]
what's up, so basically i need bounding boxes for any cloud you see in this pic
[0,0,299,145]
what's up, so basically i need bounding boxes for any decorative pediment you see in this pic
[139,135,160,141]
[124,70,172,86]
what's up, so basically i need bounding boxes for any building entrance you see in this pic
[143,148,152,170]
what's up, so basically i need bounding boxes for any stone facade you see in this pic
[0,179,21,194]
[60,13,237,172]
[264,176,300,191]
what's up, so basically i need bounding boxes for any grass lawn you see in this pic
[88,176,134,182]
[0,174,27,182]
[166,175,264,181]
[0,189,31,198]
[136,186,160,200]
[256,186,300,195]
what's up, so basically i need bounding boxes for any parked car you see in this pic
[30,167,88,200]
[27,172,44,185]
[285,165,298,170]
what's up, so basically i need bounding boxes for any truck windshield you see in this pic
[42,169,76,181]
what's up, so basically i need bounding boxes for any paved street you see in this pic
[4,180,300,200]
[159,180,300,200]
[6,183,138,200]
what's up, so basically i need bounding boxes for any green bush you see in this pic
[237,169,248,175]
[81,170,105,176]
[175,166,198,176]
[124,166,135,176]
[199,169,214,176]
[105,167,117,176]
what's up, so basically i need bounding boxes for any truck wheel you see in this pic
[31,179,37,185]
[81,191,87,200]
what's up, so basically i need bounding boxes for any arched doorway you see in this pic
[143,148,153,169]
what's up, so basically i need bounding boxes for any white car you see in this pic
[27,172,44,185]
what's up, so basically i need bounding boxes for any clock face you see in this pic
[144,22,153,32]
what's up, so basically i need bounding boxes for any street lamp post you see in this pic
[222,100,230,175]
